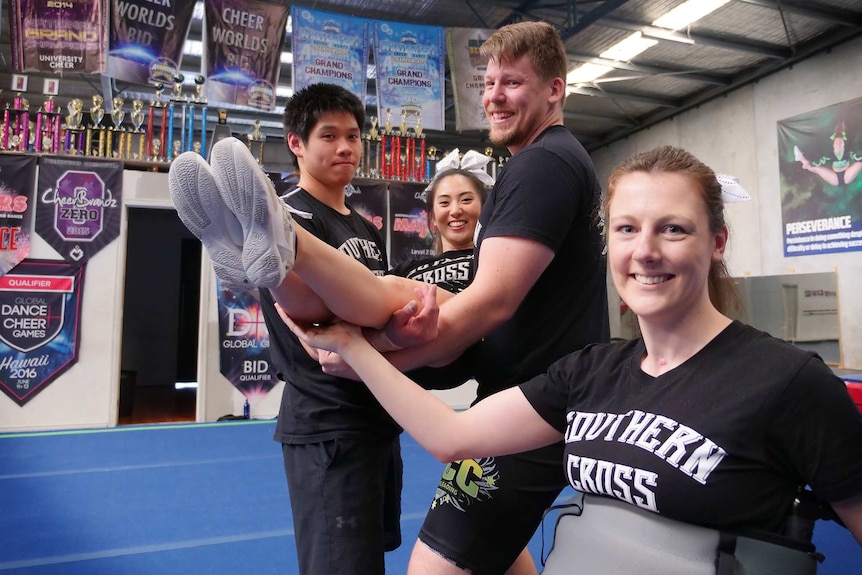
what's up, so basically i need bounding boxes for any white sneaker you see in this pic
[209,137,296,289]
[168,152,251,292]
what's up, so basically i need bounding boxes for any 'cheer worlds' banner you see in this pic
[0,154,37,277]
[9,0,106,73]
[35,156,123,266]
[291,6,370,102]
[204,0,290,111]
[217,284,279,400]
[373,20,446,132]
[447,28,494,132]
[105,0,197,86]
[0,259,85,407]
[778,96,862,257]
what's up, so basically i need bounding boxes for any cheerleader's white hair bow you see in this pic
[716,174,751,203]
[425,148,496,191]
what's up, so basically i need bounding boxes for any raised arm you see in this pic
[284,314,561,461]
[385,234,554,369]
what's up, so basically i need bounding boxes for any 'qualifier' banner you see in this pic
[35,156,123,266]
[0,260,85,406]
[291,6,370,101]
[204,0,290,111]
[217,284,279,400]
[105,0,197,86]
[778,96,862,256]
[0,154,37,277]
[373,20,446,132]
[9,0,106,73]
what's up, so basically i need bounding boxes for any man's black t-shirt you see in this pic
[266,188,401,444]
[473,125,610,398]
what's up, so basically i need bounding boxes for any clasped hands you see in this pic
[278,284,439,379]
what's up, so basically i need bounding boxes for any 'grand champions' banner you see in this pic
[0,154,37,277]
[0,260,85,406]
[291,6,370,101]
[778,96,862,257]
[105,0,197,86]
[217,284,279,400]
[9,0,106,74]
[204,0,290,111]
[373,20,446,132]
[35,157,123,266]
[447,28,493,132]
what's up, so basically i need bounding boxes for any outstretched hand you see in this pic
[382,284,439,349]
[279,312,367,356]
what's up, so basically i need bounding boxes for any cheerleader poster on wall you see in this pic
[35,156,123,266]
[9,0,106,74]
[291,6,370,101]
[0,154,37,277]
[777,96,862,257]
[373,20,446,132]
[0,259,85,406]
[388,181,435,267]
[203,0,290,111]
[105,0,197,85]
[216,284,279,401]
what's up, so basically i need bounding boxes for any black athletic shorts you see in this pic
[282,436,402,575]
[418,442,566,574]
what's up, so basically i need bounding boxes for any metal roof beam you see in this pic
[600,17,791,59]
[567,53,730,86]
[736,0,862,27]
[567,85,679,107]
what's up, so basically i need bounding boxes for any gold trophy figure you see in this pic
[88,95,105,156]
[247,119,265,164]
[130,99,146,160]
[108,97,125,158]
[64,98,84,154]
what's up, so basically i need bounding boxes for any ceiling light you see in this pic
[567,62,614,85]
[653,0,730,31]
[599,32,657,61]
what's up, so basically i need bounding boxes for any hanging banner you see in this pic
[204,0,290,111]
[0,259,85,407]
[217,284,279,400]
[9,0,106,74]
[291,6,370,101]
[35,156,123,266]
[105,0,197,86]
[778,96,862,256]
[0,154,37,277]
[373,20,446,132]
[388,181,434,267]
[447,28,493,132]
[346,180,387,243]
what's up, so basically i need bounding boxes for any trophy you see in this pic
[34,95,60,153]
[8,94,30,152]
[427,146,438,180]
[167,74,185,160]
[147,84,166,161]
[416,112,426,181]
[485,146,496,180]
[247,119,265,164]
[88,94,105,156]
[63,98,84,154]
[108,97,126,159]
[186,74,207,156]
[130,99,146,160]
[208,108,233,159]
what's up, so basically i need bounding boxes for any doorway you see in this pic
[119,207,201,425]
